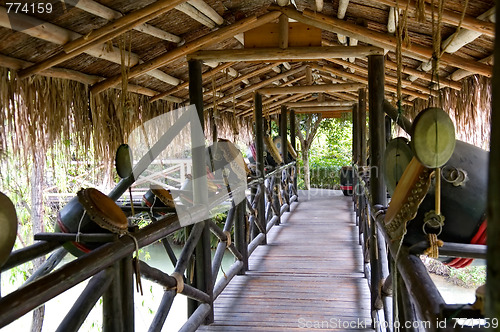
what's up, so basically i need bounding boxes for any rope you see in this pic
[423,233,444,259]
[171,272,185,293]
[76,211,87,243]
[126,233,143,295]
[223,230,232,246]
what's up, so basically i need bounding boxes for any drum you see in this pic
[0,192,17,268]
[55,188,128,257]
[273,136,298,161]
[340,166,353,196]
[384,137,414,196]
[404,141,488,249]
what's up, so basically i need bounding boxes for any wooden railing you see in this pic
[0,161,297,332]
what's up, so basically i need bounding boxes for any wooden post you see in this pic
[352,103,359,211]
[359,89,367,167]
[281,106,290,213]
[235,199,249,273]
[254,92,267,244]
[368,54,386,320]
[120,257,134,332]
[290,109,298,196]
[103,263,123,332]
[188,60,213,323]
[487,3,500,321]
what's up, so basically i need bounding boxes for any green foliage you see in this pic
[297,115,353,189]
[449,265,486,288]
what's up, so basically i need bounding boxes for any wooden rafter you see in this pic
[0,7,181,86]
[18,0,189,79]
[272,6,492,77]
[370,0,495,37]
[257,83,364,95]
[90,11,282,95]
[187,46,384,62]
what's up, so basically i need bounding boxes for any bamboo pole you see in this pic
[371,0,495,37]
[91,11,282,95]
[188,0,224,25]
[65,0,182,43]
[63,0,187,54]
[258,83,364,95]
[187,46,384,62]
[0,7,182,86]
[272,6,492,77]
[18,0,189,78]
[176,2,216,28]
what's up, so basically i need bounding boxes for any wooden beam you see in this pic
[279,14,289,49]
[316,0,324,12]
[449,54,494,81]
[273,6,492,77]
[19,0,188,78]
[291,106,352,112]
[286,101,355,107]
[0,7,180,86]
[205,65,306,110]
[257,83,364,95]
[176,2,216,29]
[368,0,495,38]
[312,63,436,99]
[90,11,282,95]
[211,64,277,93]
[187,0,224,25]
[0,54,183,102]
[188,46,384,62]
[65,0,182,43]
[64,0,187,54]
[149,62,234,103]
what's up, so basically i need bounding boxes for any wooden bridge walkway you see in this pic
[199,189,373,331]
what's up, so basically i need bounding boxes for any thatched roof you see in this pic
[0,0,495,162]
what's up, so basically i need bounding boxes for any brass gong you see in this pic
[411,107,456,168]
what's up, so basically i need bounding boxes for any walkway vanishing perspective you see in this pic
[199,189,373,331]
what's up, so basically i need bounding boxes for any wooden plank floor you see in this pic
[198,189,373,331]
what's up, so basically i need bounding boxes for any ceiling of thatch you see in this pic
[0,0,495,145]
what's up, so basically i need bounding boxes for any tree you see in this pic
[296,113,323,189]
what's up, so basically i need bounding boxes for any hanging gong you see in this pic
[384,137,414,195]
[273,136,283,152]
[411,107,456,168]
[115,144,134,179]
[77,188,128,235]
[0,192,18,269]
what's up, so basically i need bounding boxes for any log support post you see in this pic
[103,263,123,332]
[368,54,387,322]
[352,103,359,215]
[254,92,267,244]
[487,4,500,321]
[357,88,367,247]
[235,199,249,274]
[281,105,290,213]
[188,59,214,323]
[290,109,298,197]
[120,256,134,332]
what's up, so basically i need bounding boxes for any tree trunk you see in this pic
[30,150,46,332]
[302,147,310,190]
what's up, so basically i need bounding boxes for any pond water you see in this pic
[1,242,235,332]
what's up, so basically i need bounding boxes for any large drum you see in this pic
[403,140,488,248]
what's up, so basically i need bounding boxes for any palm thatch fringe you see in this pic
[398,75,491,150]
[1,68,255,175]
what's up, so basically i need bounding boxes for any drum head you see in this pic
[384,137,414,195]
[0,192,18,268]
[115,144,133,179]
[151,188,176,208]
[77,188,128,234]
[411,108,456,168]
